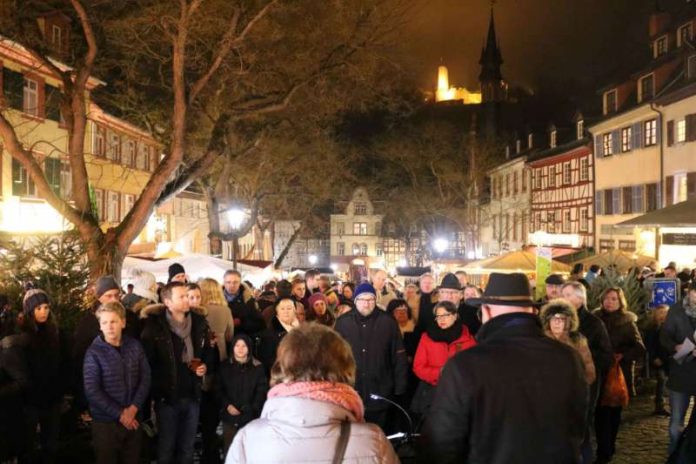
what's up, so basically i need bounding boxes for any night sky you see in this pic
[400,0,662,98]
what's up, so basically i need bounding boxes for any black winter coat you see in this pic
[334,308,409,412]
[140,304,215,404]
[660,301,696,394]
[257,317,289,375]
[225,286,265,337]
[578,306,614,381]
[421,313,587,464]
[593,309,645,362]
[217,356,268,427]
[0,335,27,459]
[12,323,64,408]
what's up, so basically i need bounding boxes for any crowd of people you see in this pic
[0,260,694,463]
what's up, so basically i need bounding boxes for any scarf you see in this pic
[428,319,465,344]
[278,318,299,333]
[166,310,194,364]
[268,381,364,422]
[684,298,696,319]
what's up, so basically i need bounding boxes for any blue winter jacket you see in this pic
[83,334,151,422]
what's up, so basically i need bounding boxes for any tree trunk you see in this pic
[84,229,127,282]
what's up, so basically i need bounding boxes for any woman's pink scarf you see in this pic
[268,381,365,422]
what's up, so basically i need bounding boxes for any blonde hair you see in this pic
[96,301,126,321]
[198,278,227,307]
[270,324,355,387]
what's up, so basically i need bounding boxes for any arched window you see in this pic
[352,243,360,256]
[360,243,368,256]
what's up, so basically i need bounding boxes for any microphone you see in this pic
[369,393,413,436]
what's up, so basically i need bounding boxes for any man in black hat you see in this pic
[538,274,566,305]
[422,272,587,464]
[430,273,481,336]
[168,263,187,284]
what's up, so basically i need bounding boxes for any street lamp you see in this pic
[308,254,318,265]
[433,238,449,254]
[226,207,249,270]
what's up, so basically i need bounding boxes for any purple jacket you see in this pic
[83,335,151,422]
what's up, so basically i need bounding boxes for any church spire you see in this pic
[479,6,506,103]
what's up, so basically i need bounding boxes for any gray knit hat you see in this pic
[23,288,50,315]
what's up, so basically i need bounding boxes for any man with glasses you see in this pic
[334,282,408,432]
[437,273,481,336]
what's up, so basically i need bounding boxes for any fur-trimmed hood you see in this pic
[540,298,579,333]
[140,303,207,319]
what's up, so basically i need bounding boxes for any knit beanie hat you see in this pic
[23,288,50,315]
[131,269,158,302]
[168,263,186,282]
[96,275,120,299]
[353,282,376,300]
[308,292,328,308]
[439,273,461,290]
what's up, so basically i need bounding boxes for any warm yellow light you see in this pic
[0,197,69,233]
[435,65,482,104]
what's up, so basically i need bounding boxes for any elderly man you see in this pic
[422,273,587,463]
[435,273,481,336]
[562,280,614,464]
[371,269,397,309]
[538,274,566,305]
[408,273,437,330]
[334,282,408,432]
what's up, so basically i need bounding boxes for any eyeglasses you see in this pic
[434,313,455,320]
[355,297,375,303]
[550,315,568,321]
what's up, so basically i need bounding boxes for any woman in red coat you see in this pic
[411,301,476,415]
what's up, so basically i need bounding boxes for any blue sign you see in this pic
[647,278,680,307]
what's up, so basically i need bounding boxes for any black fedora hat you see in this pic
[468,272,536,307]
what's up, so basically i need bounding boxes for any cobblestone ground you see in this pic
[610,379,692,464]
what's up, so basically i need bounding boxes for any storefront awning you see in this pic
[616,198,696,228]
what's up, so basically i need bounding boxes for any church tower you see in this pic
[479,8,507,103]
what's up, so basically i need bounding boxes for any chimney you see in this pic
[648,7,670,39]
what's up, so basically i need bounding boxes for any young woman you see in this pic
[306,293,335,327]
[217,334,268,454]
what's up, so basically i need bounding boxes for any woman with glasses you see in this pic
[540,299,596,385]
[411,301,476,416]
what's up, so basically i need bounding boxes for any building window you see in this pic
[599,239,615,252]
[45,158,62,196]
[51,25,62,49]
[550,130,557,148]
[149,149,157,172]
[336,222,345,235]
[353,202,367,215]
[60,161,72,200]
[579,208,589,232]
[639,74,655,102]
[618,240,636,252]
[107,133,121,162]
[12,159,37,197]
[563,162,571,185]
[521,213,527,241]
[492,214,497,238]
[654,35,668,57]
[562,209,571,233]
[353,222,367,235]
[107,191,120,223]
[123,140,136,167]
[548,166,555,187]
[547,211,555,233]
[577,120,584,140]
[622,186,633,214]
[604,90,617,114]
[505,174,510,196]
[516,139,521,153]
[534,169,541,189]
[603,133,613,156]
[337,242,345,256]
[521,169,527,192]
[95,125,106,157]
[513,171,518,193]
[376,243,383,256]
[644,119,657,146]
[677,119,687,143]
[580,158,589,181]
[646,183,659,211]
[632,185,645,213]
[512,213,518,241]
[137,144,149,170]
[94,188,105,221]
[678,23,693,47]
[122,194,135,221]
[360,243,368,256]
[351,243,360,255]
[23,78,39,116]
[528,133,533,149]
[621,127,632,152]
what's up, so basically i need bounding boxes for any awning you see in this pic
[616,198,696,228]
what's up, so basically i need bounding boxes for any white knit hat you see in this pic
[131,269,158,302]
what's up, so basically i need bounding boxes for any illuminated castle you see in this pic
[434,8,508,105]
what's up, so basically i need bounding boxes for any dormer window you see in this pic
[678,23,693,47]
[603,89,617,115]
[51,25,62,49]
[654,35,668,58]
[505,145,510,158]
[638,73,655,103]
[527,133,533,149]
[516,139,521,154]
[550,130,557,148]
[576,120,584,140]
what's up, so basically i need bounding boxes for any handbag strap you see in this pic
[332,420,351,464]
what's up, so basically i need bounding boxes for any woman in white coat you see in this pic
[226,323,398,463]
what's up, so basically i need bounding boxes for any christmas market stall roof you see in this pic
[122,253,273,287]
[572,249,655,274]
[616,198,696,228]
[463,250,571,274]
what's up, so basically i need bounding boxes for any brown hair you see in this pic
[160,281,186,303]
[600,287,628,312]
[270,324,355,387]
[96,301,126,321]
